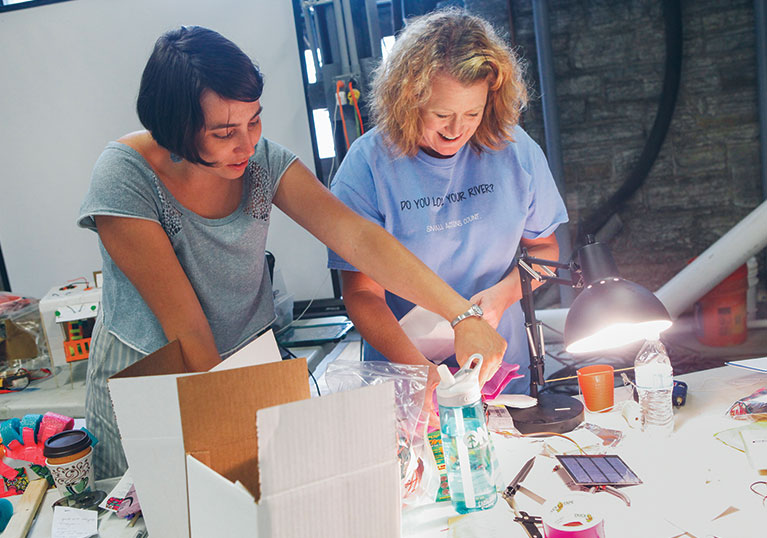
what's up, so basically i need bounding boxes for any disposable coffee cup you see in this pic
[43,430,95,498]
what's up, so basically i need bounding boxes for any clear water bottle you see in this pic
[634,338,674,436]
[436,354,497,514]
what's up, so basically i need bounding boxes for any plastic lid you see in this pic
[43,430,91,458]
[436,354,483,407]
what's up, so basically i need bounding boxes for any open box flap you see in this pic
[185,382,400,538]
[210,329,282,372]
[187,454,261,537]
[111,340,189,379]
[176,358,310,501]
[108,331,285,538]
[257,460,401,536]
[257,382,397,498]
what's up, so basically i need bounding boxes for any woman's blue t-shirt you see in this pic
[327,126,568,394]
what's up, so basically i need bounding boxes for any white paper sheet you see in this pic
[52,506,98,538]
[398,306,454,363]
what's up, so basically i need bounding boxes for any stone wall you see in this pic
[466,0,763,292]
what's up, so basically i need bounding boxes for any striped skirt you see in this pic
[85,316,144,480]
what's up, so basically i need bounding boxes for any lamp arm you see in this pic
[518,254,582,287]
[517,250,583,396]
[520,255,573,271]
[538,276,576,287]
[518,256,545,397]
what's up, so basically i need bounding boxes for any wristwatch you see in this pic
[450,303,483,328]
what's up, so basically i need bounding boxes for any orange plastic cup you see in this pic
[577,365,615,412]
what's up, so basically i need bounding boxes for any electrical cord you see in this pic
[521,431,586,454]
[275,270,331,336]
[576,0,682,242]
[335,80,351,150]
[750,481,767,507]
[327,99,341,181]
[0,368,51,393]
[348,81,364,136]
[279,344,321,396]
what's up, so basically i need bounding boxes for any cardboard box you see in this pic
[38,281,101,367]
[108,331,400,538]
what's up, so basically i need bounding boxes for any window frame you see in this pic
[0,0,73,14]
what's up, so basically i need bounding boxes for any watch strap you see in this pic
[450,304,483,328]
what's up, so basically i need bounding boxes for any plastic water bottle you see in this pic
[436,354,497,513]
[634,338,674,436]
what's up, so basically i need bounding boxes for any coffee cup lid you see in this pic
[43,430,91,458]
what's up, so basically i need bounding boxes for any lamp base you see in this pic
[507,393,584,434]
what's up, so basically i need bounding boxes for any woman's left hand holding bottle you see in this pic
[452,317,506,387]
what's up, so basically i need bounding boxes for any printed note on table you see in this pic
[52,506,98,538]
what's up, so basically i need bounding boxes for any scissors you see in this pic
[502,457,543,538]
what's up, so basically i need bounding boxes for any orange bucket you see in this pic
[694,264,748,346]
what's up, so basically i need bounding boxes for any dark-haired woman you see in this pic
[78,26,506,478]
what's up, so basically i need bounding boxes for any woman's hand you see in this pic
[424,365,441,430]
[470,281,516,329]
[452,317,506,387]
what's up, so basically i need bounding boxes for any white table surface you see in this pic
[7,364,764,537]
[9,477,146,538]
[402,365,767,538]
[0,363,88,420]
[0,342,328,422]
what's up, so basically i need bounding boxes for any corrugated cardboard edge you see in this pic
[186,382,400,538]
[107,339,198,538]
[257,382,400,536]
[176,358,310,501]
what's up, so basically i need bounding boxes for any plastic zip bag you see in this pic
[324,361,439,506]
[728,387,767,420]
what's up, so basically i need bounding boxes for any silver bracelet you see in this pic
[450,303,483,328]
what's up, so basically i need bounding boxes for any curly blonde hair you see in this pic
[371,9,528,156]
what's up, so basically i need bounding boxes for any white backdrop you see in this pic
[0,0,334,302]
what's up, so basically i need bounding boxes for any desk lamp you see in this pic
[508,236,672,434]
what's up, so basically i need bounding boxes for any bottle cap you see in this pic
[436,354,483,407]
[43,429,91,459]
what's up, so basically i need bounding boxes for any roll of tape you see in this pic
[0,418,21,445]
[0,498,12,533]
[542,495,605,538]
[21,414,42,434]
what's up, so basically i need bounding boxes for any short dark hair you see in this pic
[136,26,264,165]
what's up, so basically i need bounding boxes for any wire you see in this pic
[750,481,767,507]
[28,368,52,381]
[327,99,341,181]
[521,431,586,454]
[0,369,31,393]
[276,270,331,335]
[348,81,364,135]
[540,321,564,336]
[335,80,350,150]
[279,344,321,397]
[309,369,321,396]
[576,0,682,242]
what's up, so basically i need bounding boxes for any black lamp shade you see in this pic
[577,240,619,283]
[564,277,672,353]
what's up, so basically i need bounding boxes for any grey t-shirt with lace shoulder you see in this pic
[78,138,296,357]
